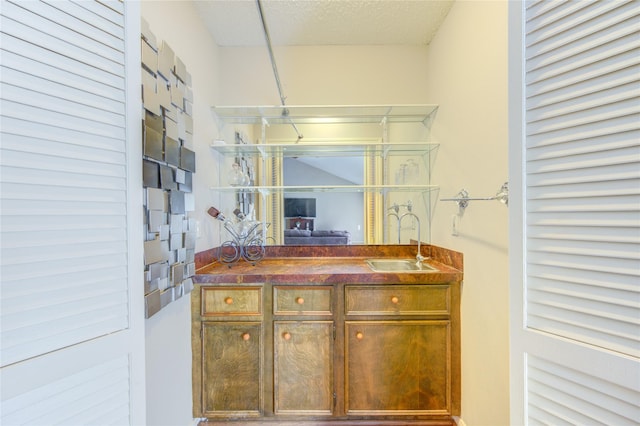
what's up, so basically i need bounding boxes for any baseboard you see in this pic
[453,416,467,426]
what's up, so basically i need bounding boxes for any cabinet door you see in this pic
[345,320,450,415]
[274,321,334,415]
[202,322,262,417]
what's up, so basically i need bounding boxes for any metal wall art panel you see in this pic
[141,19,196,318]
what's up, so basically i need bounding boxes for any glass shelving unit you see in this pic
[209,184,439,195]
[209,105,440,245]
[210,141,439,157]
[211,104,438,125]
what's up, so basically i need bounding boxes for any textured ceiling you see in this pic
[194,0,455,47]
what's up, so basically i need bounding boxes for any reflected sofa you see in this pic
[283,229,351,245]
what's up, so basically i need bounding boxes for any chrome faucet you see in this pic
[399,210,425,264]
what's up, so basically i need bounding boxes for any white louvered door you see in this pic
[0,1,144,425]
[509,1,640,425]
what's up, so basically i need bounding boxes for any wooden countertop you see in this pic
[194,244,463,285]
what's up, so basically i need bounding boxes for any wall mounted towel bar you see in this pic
[440,182,509,210]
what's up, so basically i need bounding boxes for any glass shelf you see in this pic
[212,104,438,125]
[210,184,439,195]
[210,141,439,158]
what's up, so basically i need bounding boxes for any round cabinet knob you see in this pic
[296,297,305,305]
[241,332,250,341]
[355,331,364,340]
[224,297,233,305]
[283,332,291,341]
[391,296,399,304]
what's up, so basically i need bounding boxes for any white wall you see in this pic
[141,2,225,424]
[218,45,430,105]
[426,2,510,425]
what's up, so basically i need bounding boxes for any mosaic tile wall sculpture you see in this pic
[140,19,196,318]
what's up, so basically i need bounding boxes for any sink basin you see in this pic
[365,259,437,273]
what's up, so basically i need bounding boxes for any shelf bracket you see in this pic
[382,144,392,159]
[421,108,437,129]
[380,116,388,143]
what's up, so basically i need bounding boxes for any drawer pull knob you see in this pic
[241,332,250,341]
[391,296,399,304]
[283,332,291,341]
[296,297,305,305]
[355,331,364,340]
[224,297,233,305]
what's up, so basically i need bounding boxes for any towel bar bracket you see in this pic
[440,182,508,211]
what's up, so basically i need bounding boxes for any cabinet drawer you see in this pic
[345,285,450,316]
[274,286,333,315]
[201,286,262,316]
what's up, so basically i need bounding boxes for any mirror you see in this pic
[255,116,435,245]
[211,105,438,246]
[283,156,365,243]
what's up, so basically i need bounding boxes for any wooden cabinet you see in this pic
[274,285,332,316]
[345,321,450,414]
[345,284,450,316]
[201,322,262,416]
[192,280,460,423]
[273,285,334,415]
[201,286,262,316]
[194,286,264,418]
[274,321,334,414]
[345,284,456,416]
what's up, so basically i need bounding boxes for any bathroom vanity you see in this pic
[192,245,462,425]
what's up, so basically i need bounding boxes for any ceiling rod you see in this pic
[255,0,303,142]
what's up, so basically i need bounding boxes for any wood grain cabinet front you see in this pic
[273,320,334,415]
[345,320,451,415]
[345,285,450,316]
[201,321,262,417]
[344,283,459,419]
[273,285,335,416]
[273,286,333,315]
[193,280,460,423]
[201,286,262,316]
[194,285,265,418]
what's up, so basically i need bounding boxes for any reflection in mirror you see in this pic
[283,156,365,243]
[257,117,435,246]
